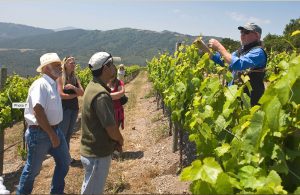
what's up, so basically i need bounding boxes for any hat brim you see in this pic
[238,26,250,31]
[36,61,61,72]
[113,57,121,63]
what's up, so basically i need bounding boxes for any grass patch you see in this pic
[153,123,169,142]
[144,88,155,99]
[151,112,163,123]
[126,92,137,110]
[145,165,160,178]
[4,122,24,146]
[125,78,143,110]
[106,175,130,193]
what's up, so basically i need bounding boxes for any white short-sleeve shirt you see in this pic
[117,69,125,81]
[24,74,63,126]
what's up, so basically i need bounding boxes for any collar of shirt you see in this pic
[42,74,56,85]
[93,76,111,92]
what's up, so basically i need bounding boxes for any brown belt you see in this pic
[29,124,59,129]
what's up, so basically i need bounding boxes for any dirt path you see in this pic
[4,71,189,194]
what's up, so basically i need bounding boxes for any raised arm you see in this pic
[110,80,125,100]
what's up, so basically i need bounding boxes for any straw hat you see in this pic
[36,53,61,72]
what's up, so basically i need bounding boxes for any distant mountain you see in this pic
[0,22,53,40]
[0,23,222,76]
[53,26,81,32]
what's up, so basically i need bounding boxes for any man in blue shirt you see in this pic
[196,23,267,106]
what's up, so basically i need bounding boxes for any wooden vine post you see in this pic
[0,67,7,175]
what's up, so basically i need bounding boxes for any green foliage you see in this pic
[263,17,300,53]
[76,65,92,89]
[17,145,27,160]
[148,41,300,194]
[0,63,141,132]
[220,38,240,52]
[124,65,140,76]
[283,18,300,37]
[263,34,292,53]
[0,74,36,130]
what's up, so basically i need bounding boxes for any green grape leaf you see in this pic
[224,85,238,102]
[271,144,289,174]
[180,157,222,185]
[243,110,267,149]
[175,82,186,93]
[294,187,300,194]
[215,172,234,194]
[256,171,286,194]
[291,78,300,104]
[191,180,216,195]
[191,77,200,87]
[201,157,223,184]
[263,96,282,132]
[215,143,231,157]
[238,166,265,189]
[215,115,227,133]
[180,160,202,181]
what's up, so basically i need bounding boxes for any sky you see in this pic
[1,0,300,41]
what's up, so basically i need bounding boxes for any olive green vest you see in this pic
[80,78,114,157]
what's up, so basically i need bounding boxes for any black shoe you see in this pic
[70,158,76,165]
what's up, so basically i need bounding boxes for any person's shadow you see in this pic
[3,165,24,193]
[112,150,144,161]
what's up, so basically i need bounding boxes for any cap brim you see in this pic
[238,26,252,31]
[113,57,121,63]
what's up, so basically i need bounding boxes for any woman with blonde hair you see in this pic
[57,56,84,163]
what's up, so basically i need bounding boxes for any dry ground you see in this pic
[3,70,190,194]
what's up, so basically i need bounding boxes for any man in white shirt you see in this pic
[17,53,70,195]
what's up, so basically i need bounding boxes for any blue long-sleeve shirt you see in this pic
[212,47,267,70]
[211,47,267,85]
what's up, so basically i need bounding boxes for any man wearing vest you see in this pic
[80,52,124,194]
[196,22,267,106]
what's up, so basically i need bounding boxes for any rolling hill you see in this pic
[0,22,221,76]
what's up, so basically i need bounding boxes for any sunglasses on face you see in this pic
[240,30,253,35]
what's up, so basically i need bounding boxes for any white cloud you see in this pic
[226,12,271,25]
[248,16,271,25]
[227,12,246,22]
[172,9,181,14]
[171,9,190,19]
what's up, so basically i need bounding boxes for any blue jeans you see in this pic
[81,155,111,194]
[17,126,71,195]
[59,108,78,149]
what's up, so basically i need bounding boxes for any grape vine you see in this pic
[147,44,300,194]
